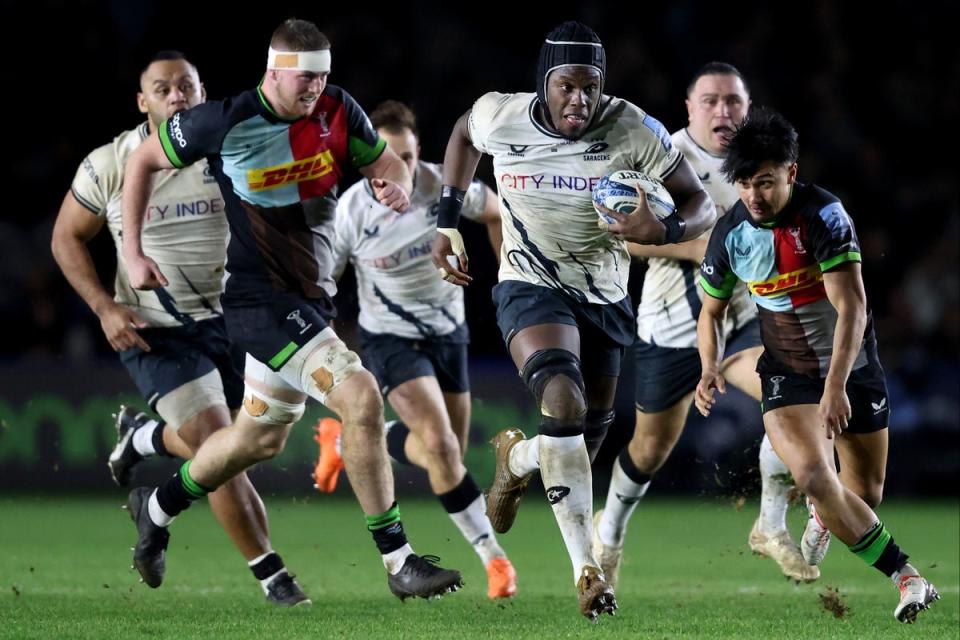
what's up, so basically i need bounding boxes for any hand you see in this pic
[125,254,168,290]
[599,191,667,245]
[818,383,851,439]
[98,301,151,352]
[695,370,726,417]
[431,229,472,286]
[371,178,410,212]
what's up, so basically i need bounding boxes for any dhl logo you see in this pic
[748,265,822,297]
[247,150,334,191]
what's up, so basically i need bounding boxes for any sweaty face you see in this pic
[271,68,328,118]
[545,65,601,140]
[736,161,797,223]
[138,60,204,129]
[378,127,419,178]
[686,74,750,155]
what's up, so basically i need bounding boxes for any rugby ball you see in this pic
[592,170,675,225]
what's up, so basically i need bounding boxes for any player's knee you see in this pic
[522,349,586,434]
[857,480,885,508]
[299,337,365,405]
[629,442,669,475]
[241,388,305,427]
[419,422,461,463]
[338,371,384,428]
[248,427,288,461]
[177,409,231,452]
[791,463,836,500]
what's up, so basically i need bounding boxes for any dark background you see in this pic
[0,1,956,495]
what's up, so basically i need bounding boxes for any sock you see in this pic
[384,420,411,466]
[849,521,909,577]
[598,448,651,548]
[248,551,287,593]
[367,502,413,574]
[437,473,504,565]
[508,435,541,477]
[132,419,164,456]
[151,460,211,526]
[892,563,920,585]
[757,434,791,533]
[539,434,594,583]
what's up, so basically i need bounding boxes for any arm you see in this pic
[694,293,730,416]
[606,157,715,246]
[476,185,502,264]
[358,147,412,211]
[51,192,150,351]
[430,110,483,285]
[121,131,174,290]
[627,237,707,263]
[819,262,868,438]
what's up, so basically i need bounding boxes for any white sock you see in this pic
[508,435,541,477]
[758,434,791,534]
[147,489,174,527]
[539,434,595,583]
[598,455,650,548]
[383,543,415,575]
[132,419,161,456]
[892,563,919,585]
[449,494,504,565]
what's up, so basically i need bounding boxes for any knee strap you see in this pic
[242,386,306,426]
[521,349,586,437]
[584,408,614,459]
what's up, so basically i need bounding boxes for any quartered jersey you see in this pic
[158,84,386,307]
[333,161,487,340]
[71,121,227,327]
[469,92,682,305]
[699,182,873,378]
[636,128,756,347]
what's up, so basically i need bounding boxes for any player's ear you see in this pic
[200,83,207,103]
[685,98,694,122]
[787,162,798,184]
[136,92,148,115]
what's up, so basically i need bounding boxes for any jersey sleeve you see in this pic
[699,221,738,299]
[807,201,862,272]
[460,179,489,222]
[340,90,387,169]
[631,110,683,180]
[158,102,229,169]
[69,143,119,215]
[467,92,510,154]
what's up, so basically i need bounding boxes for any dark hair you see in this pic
[271,18,330,51]
[141,50,194,77]
[721,107,799,183]
[686,61,749,97]
[369,100,419,140]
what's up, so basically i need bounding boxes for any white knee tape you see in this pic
[156,369,227,430]
[241,386,306,426]
[298,337,364,404]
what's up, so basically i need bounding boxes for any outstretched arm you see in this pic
[121,131,174,290]
[358,146,412,211]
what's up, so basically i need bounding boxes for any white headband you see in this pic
[267,47,331,72]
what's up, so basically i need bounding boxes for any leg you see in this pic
[442,391,471,456]
[835,429,888,508]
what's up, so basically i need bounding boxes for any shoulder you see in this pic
[470,92,527,125]
[415,161,443,200]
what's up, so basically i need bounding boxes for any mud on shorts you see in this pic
[633,319,761,413]
[492,280,636,379]
[758,353,890,434]
[119,316,245,424]
[359,324,470,397]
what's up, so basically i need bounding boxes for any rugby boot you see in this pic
[749,518,820,583]
[894,575,940,623]
[108,406,150,487]
[126,487,169,588]
[591,510,624,589]
[485,556,517,599]
[576,565,618,621]
[265,572,312,607]
[486,428,533,533]
[312,418,344,493]
[388,554,463,601]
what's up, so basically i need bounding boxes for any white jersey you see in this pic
[636,128,757,347]
[70,122,228,327]
[469,92,682,305]
[333,161,487,340]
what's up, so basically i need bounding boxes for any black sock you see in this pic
[437,473,481,514]
[385,420,412,466]
[151,421,170,457]
[366,502,408,554]
[850,521,909,577]
[618,448,653,485]
[155,461,210,518]
[249,552,286,581]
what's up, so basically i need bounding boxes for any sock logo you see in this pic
[546,485,571,504]
[615,492,643,505]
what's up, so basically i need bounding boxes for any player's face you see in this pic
[736,161,798,223]
[137,60,204,130]
[272,69,328,118]
[377,127,419,178]
[545,65,602,140]
[686,74,750,155]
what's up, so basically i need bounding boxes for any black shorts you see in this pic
[634,319,761,413]
[759,360,890,434]
[492,280,635,378]
[223,291,335,371]
[119,317,244,411]
[359,325,469,396]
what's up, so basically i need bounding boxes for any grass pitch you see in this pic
[0,496,956,639]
